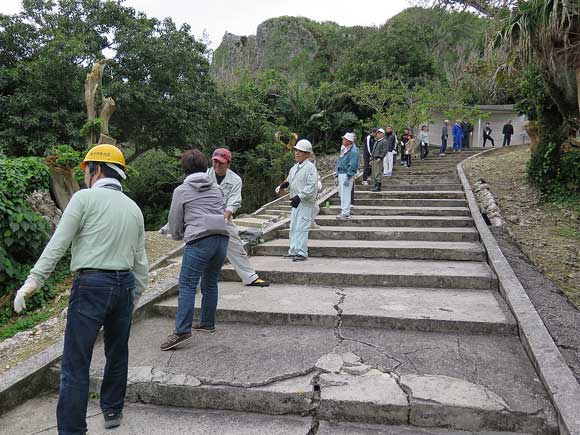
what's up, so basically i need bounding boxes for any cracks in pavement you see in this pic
[456,336,478,383]
[306,371,322,435]
[196,366,316,389]
[402,347,440,375]
[331,288,402,370]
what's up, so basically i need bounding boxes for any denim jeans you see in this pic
[440,137,447,154]
[57,270,135,435]
[176,235,229,333]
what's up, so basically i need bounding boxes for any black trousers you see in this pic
[362,154,372,181]
[502,135,511,146]
[483,136,495,147]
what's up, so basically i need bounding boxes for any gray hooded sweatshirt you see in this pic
[168,172,229,244]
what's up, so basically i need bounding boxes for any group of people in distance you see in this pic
[441,118,515,155]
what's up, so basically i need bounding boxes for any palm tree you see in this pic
[495,0,580,129]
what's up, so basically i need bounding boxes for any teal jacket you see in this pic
[336,145,360,177]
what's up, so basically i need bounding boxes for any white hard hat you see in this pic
[342,132,355,143]
[294,139,313,153]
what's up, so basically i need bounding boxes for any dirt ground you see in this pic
[463,145,580,308]
[144,231,183,265]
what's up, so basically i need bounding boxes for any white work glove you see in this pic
[275,185,281,194]
[14,277,41,313]
[159,224,172,238]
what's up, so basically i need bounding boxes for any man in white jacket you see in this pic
[207,148,269,287]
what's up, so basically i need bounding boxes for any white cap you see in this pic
[377,128,385,134]
[294,139,313,153]
[342,132,355,143]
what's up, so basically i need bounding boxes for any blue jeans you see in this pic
[289,204,313,257]
[175,235,229,333]
[57,270,135,435]
[337,173,353,216]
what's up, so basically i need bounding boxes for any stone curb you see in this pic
[457,150,580,435]
[148,243,185,271]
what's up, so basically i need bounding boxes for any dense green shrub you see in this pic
[0,158,51,305]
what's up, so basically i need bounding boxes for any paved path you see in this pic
[4,148,559,434]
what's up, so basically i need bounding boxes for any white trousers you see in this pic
[225,219,258,285]
[383,151,394,176]
[337,173,353,216]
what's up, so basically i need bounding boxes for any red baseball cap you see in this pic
[212,148,232,163]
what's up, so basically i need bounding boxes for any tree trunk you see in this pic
[576,59,580,128]
[84,59,107,145]
[100,96,116,135]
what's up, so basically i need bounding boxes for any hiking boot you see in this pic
[160,332,193,351]
[292,255,307,262]
[193,323,216,333]
[247,278,270,287]
[103,410,123,429]
[376,184,382,192]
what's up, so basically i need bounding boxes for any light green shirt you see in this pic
[29,184,149,296]
[288,159,318,206]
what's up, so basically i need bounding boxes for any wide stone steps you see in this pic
[354,190,465,199]
[315,215,474,228]
[332,198,467,207]
[66,317,556,434]
[319,205,470,217]
[357,184,463,191]
[220,256,496,290]
[286,226,479,242]
[154,282,516,335]
[253,239,485,261]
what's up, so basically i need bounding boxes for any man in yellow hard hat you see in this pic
[13,144,149,434]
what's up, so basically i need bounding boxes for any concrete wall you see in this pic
[426,105,529,147]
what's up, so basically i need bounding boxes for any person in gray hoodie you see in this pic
[161,149,230,351]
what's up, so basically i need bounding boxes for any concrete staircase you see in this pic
[48,149,559,434]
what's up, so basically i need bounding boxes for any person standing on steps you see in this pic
[418,125,430,159]
[502,120,514,146]
[383,126,397,176]
[452,119,463,152]
[161,149,230,351]
[207,148,269,288]
[440,120,449,156]
[13,144,149,434]
[461,118,473,149]
[483,122,495,147]
[335,132,360,220]
[400,129,411,166]
[362,128,376,186]
[370,128,388,192]
[275,139,318,262]
[404,133,415,168]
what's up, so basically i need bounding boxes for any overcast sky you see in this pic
[1,0,410,49]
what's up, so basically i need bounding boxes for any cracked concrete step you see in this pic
[283,226,479,242]
[319,205,470,217]
[49,318,555,433]
[318,421,532,434]
[354,191,465,199]
[314,215,474,228]
[358,184,463,191]
[1,394,312,434]
[331,198,467,207]
[153,282,516,335]
[221,256,496,290]
[253,239,486,261]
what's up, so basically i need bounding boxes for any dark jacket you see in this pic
[363,135,375,158]
[502,124,514,136]
[484,126,492,138]
[371,137,388,159]
[441,125,448,139]
[384,132,397,152]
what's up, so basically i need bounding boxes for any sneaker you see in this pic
[292,255,307,262]
[193,323,216,333]
[362,180,369,186]
[247,278,270,287]
[103,410,123,429]
[283,254,296,258]
[336,214,347,220]
[160,332,193,351]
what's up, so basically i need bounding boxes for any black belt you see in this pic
[77,268,131,274]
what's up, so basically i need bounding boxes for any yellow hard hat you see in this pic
[80,144,126,170]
